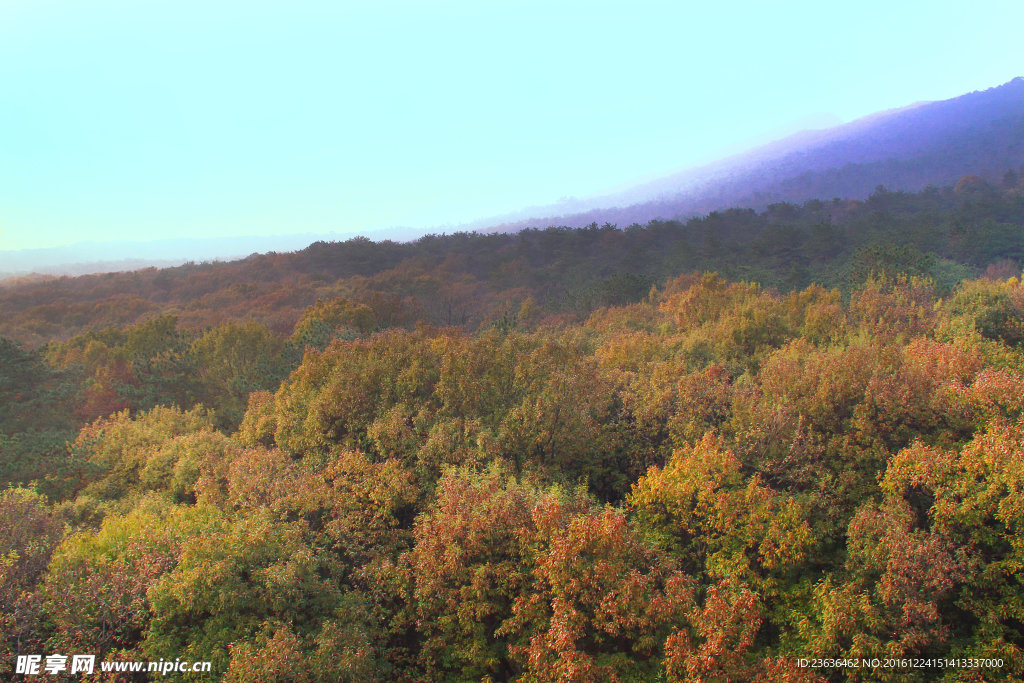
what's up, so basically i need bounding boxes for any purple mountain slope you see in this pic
[478,77,1024,232]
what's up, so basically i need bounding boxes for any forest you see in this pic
[3,174,1024,681]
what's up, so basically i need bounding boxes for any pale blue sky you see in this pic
[1,0,1022,250]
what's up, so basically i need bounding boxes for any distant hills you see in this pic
[3,78,1022,279]
[476,77,1024,232]
[0,226,426,280]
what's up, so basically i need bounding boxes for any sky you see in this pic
[1,0,1022,252]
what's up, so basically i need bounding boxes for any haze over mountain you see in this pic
[0,226,426,280]
[474,77,1024,233]
[3,78,1022,280]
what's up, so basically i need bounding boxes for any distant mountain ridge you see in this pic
[476,78,1024,233]
[0,226,427,280]
[5,79,1022,279]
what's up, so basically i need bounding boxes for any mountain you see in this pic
[477,78,1024,232]
[6,79,1022,279]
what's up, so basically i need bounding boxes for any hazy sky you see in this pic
[1,0,1022,251]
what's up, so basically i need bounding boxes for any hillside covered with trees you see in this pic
[3,176,1024,681]
[3,175,1024,347]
